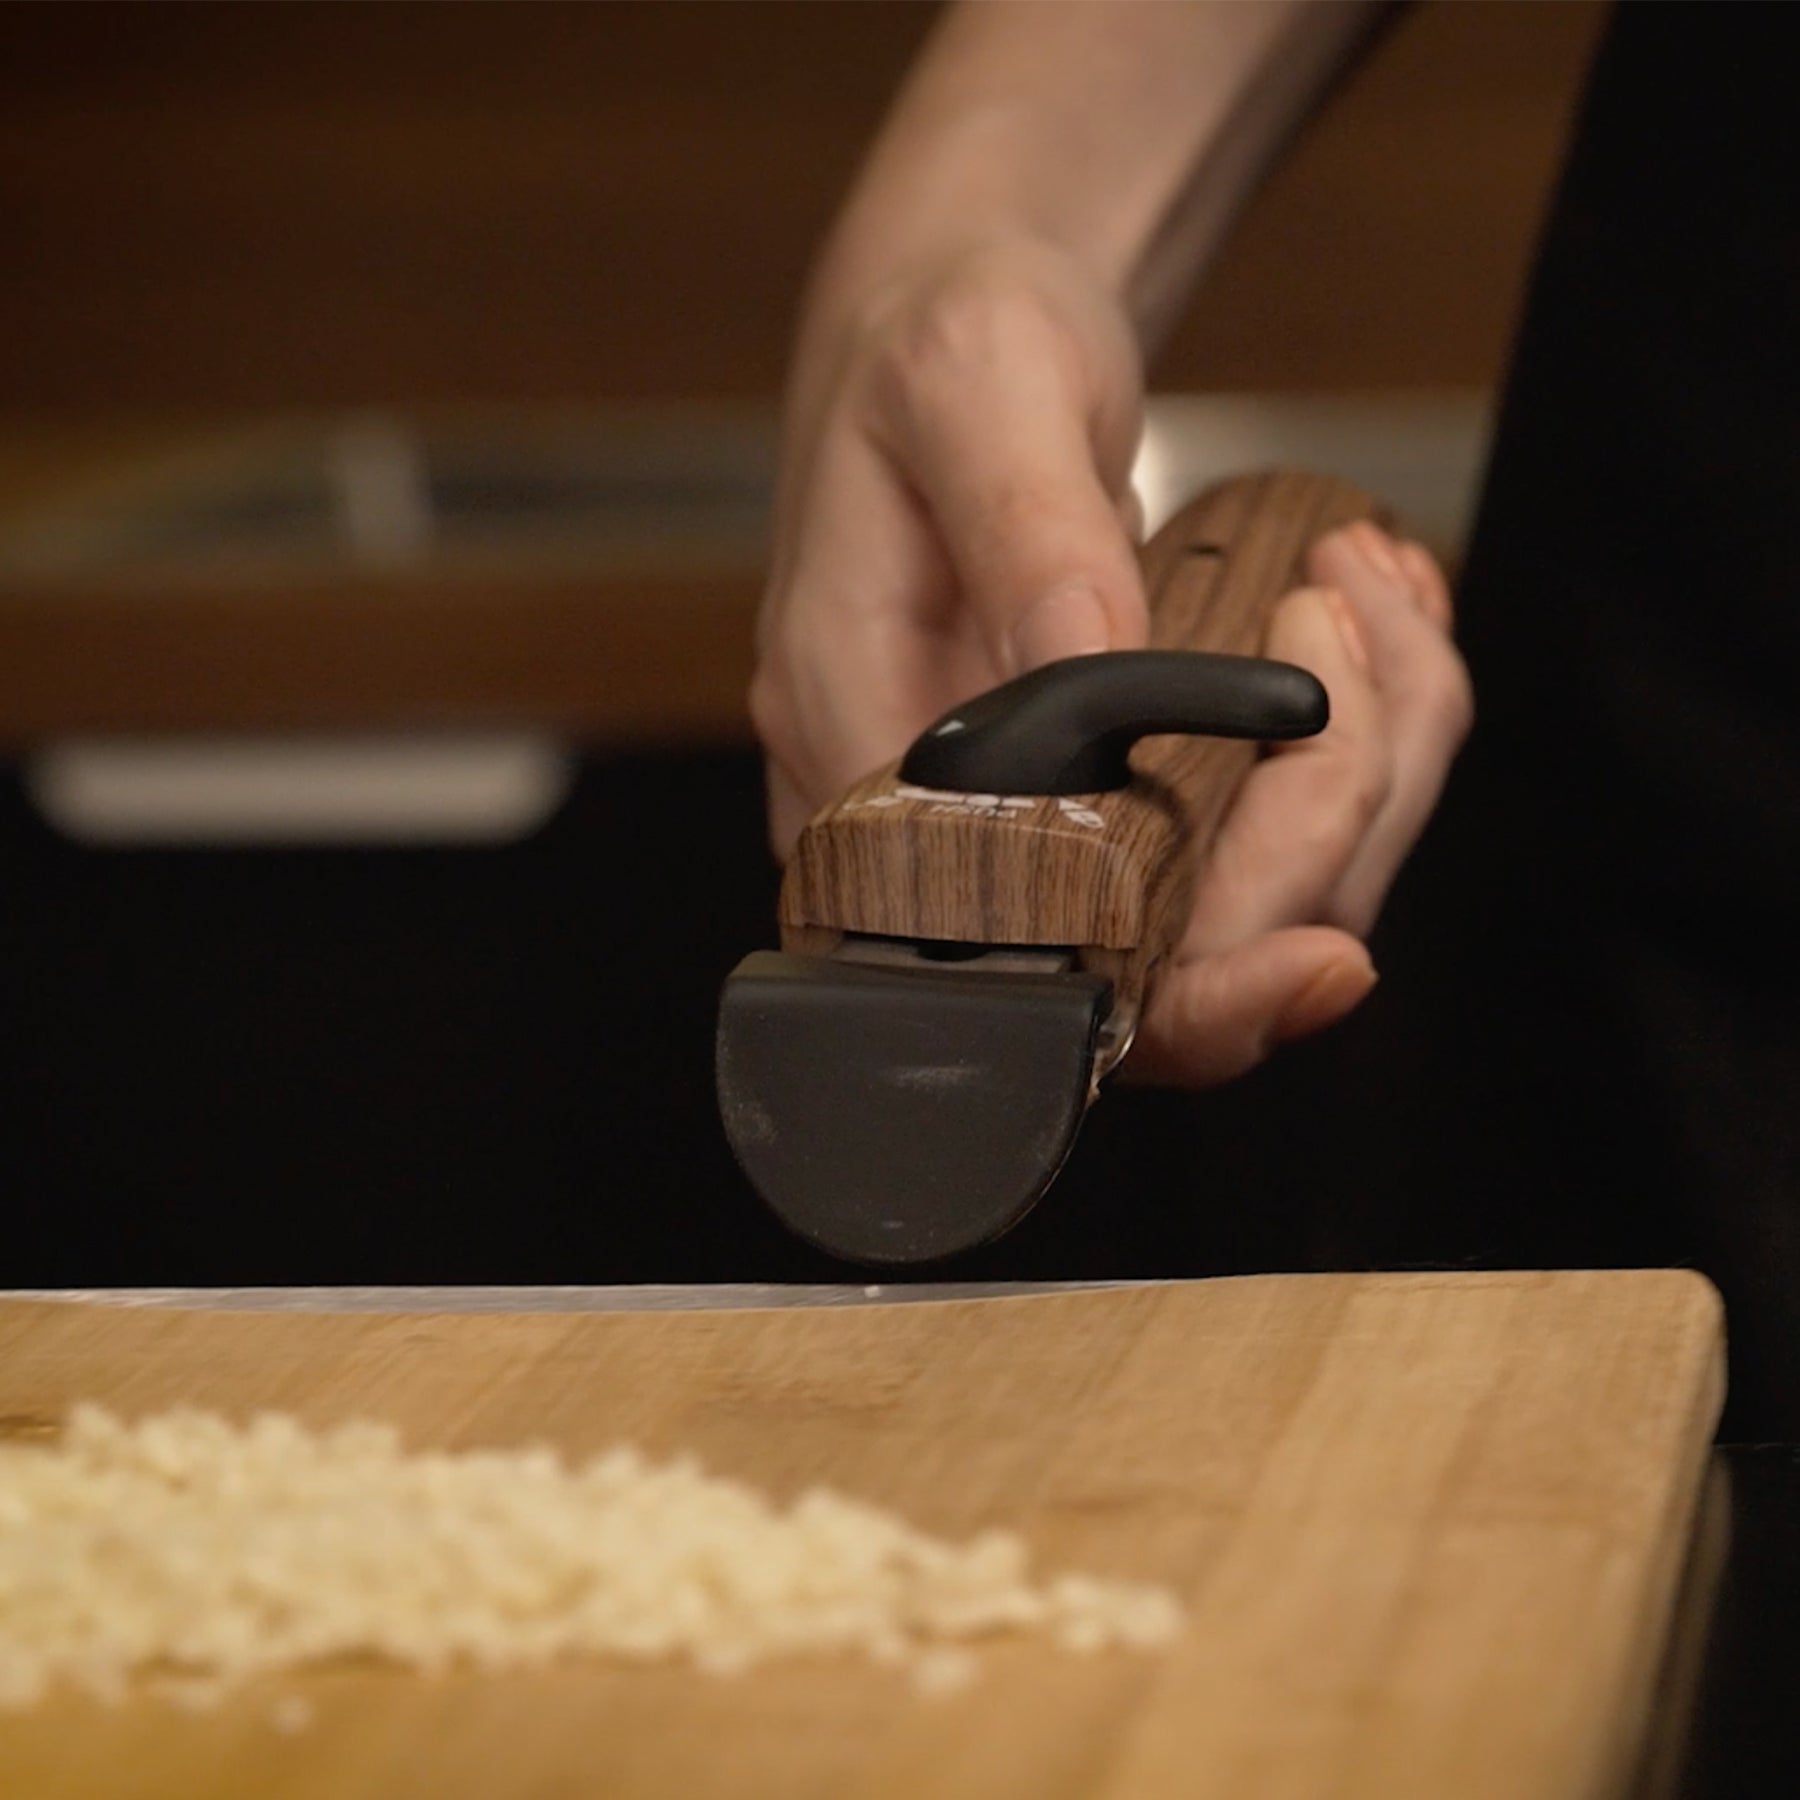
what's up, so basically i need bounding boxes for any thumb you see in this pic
[1132,925,1377,1087]
[1007,568,1132,677]
[886,346,1148,678]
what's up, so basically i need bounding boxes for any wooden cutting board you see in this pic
[0,1271,1722,1800]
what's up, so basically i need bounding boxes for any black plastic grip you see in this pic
[897,649,1328,797]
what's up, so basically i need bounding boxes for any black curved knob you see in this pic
[897,650,1328,797]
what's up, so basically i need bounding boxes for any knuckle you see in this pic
[865,260,1064,424]
[746,667,796,763]
[1419,653,1476,745]
[1333,738,1394,838]
[1258,733,1393,874]
[1381,631,1475,750]
[1287,788,1377,881]
[1136,986,1259,1090]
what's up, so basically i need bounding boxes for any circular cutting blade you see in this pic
[715,951,1110,1265]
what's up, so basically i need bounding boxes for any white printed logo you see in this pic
[843,785,1106,830]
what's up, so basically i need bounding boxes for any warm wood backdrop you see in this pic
[0,1,1608,741]
[0,1,1606,410]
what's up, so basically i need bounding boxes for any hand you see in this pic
[1130,521,1471,1085]
[753,239,1152,852]
[753,243,1471,1086]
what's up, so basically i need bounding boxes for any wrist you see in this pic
[798,1,1386,359]
[803,106,1165,349]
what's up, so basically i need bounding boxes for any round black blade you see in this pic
[715,951,1110,1265]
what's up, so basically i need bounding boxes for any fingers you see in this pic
[1180,525,1469,959]
[754,247,1157,859]
[1146,522,1469,1082]
[1133,926,1376,1087]
[1305,523,1473,931]
[1179,582,1390,954]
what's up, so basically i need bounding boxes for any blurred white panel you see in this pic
[26,735,573,846]
[332,412,435,567]
[1134,391,1492,559]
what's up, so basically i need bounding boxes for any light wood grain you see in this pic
[0,1271,1723,1799]
[780,472,1373,1022]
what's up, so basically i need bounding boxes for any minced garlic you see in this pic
[0,1405,1180,1709]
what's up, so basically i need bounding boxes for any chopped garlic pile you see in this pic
[0,1405,1180,1708]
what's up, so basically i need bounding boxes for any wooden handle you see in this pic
[779,470,1379,1010]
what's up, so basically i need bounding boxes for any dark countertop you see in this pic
[1652,1444,1800,1797]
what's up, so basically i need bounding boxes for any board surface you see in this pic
[0,1271,1723,1799]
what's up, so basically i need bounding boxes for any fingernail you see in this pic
[1351,520,1407,584]
[1008,582,1110,675]
[1321,588,1371,675]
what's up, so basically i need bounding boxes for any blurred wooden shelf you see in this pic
[0,395,1488,746]
[0,0,1601,745]
[0,570,761,746]
[0,2,1604,406]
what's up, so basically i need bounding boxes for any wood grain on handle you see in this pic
[779,472,1378,1005]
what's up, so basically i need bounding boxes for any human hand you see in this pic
[1129,521,1470,1085]
[752,239,1152,853]
[752,244,1470,1087]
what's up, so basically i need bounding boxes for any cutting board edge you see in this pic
[0,1264,1729,1329]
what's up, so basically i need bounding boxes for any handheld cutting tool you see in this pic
[717,469,1378,1265]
